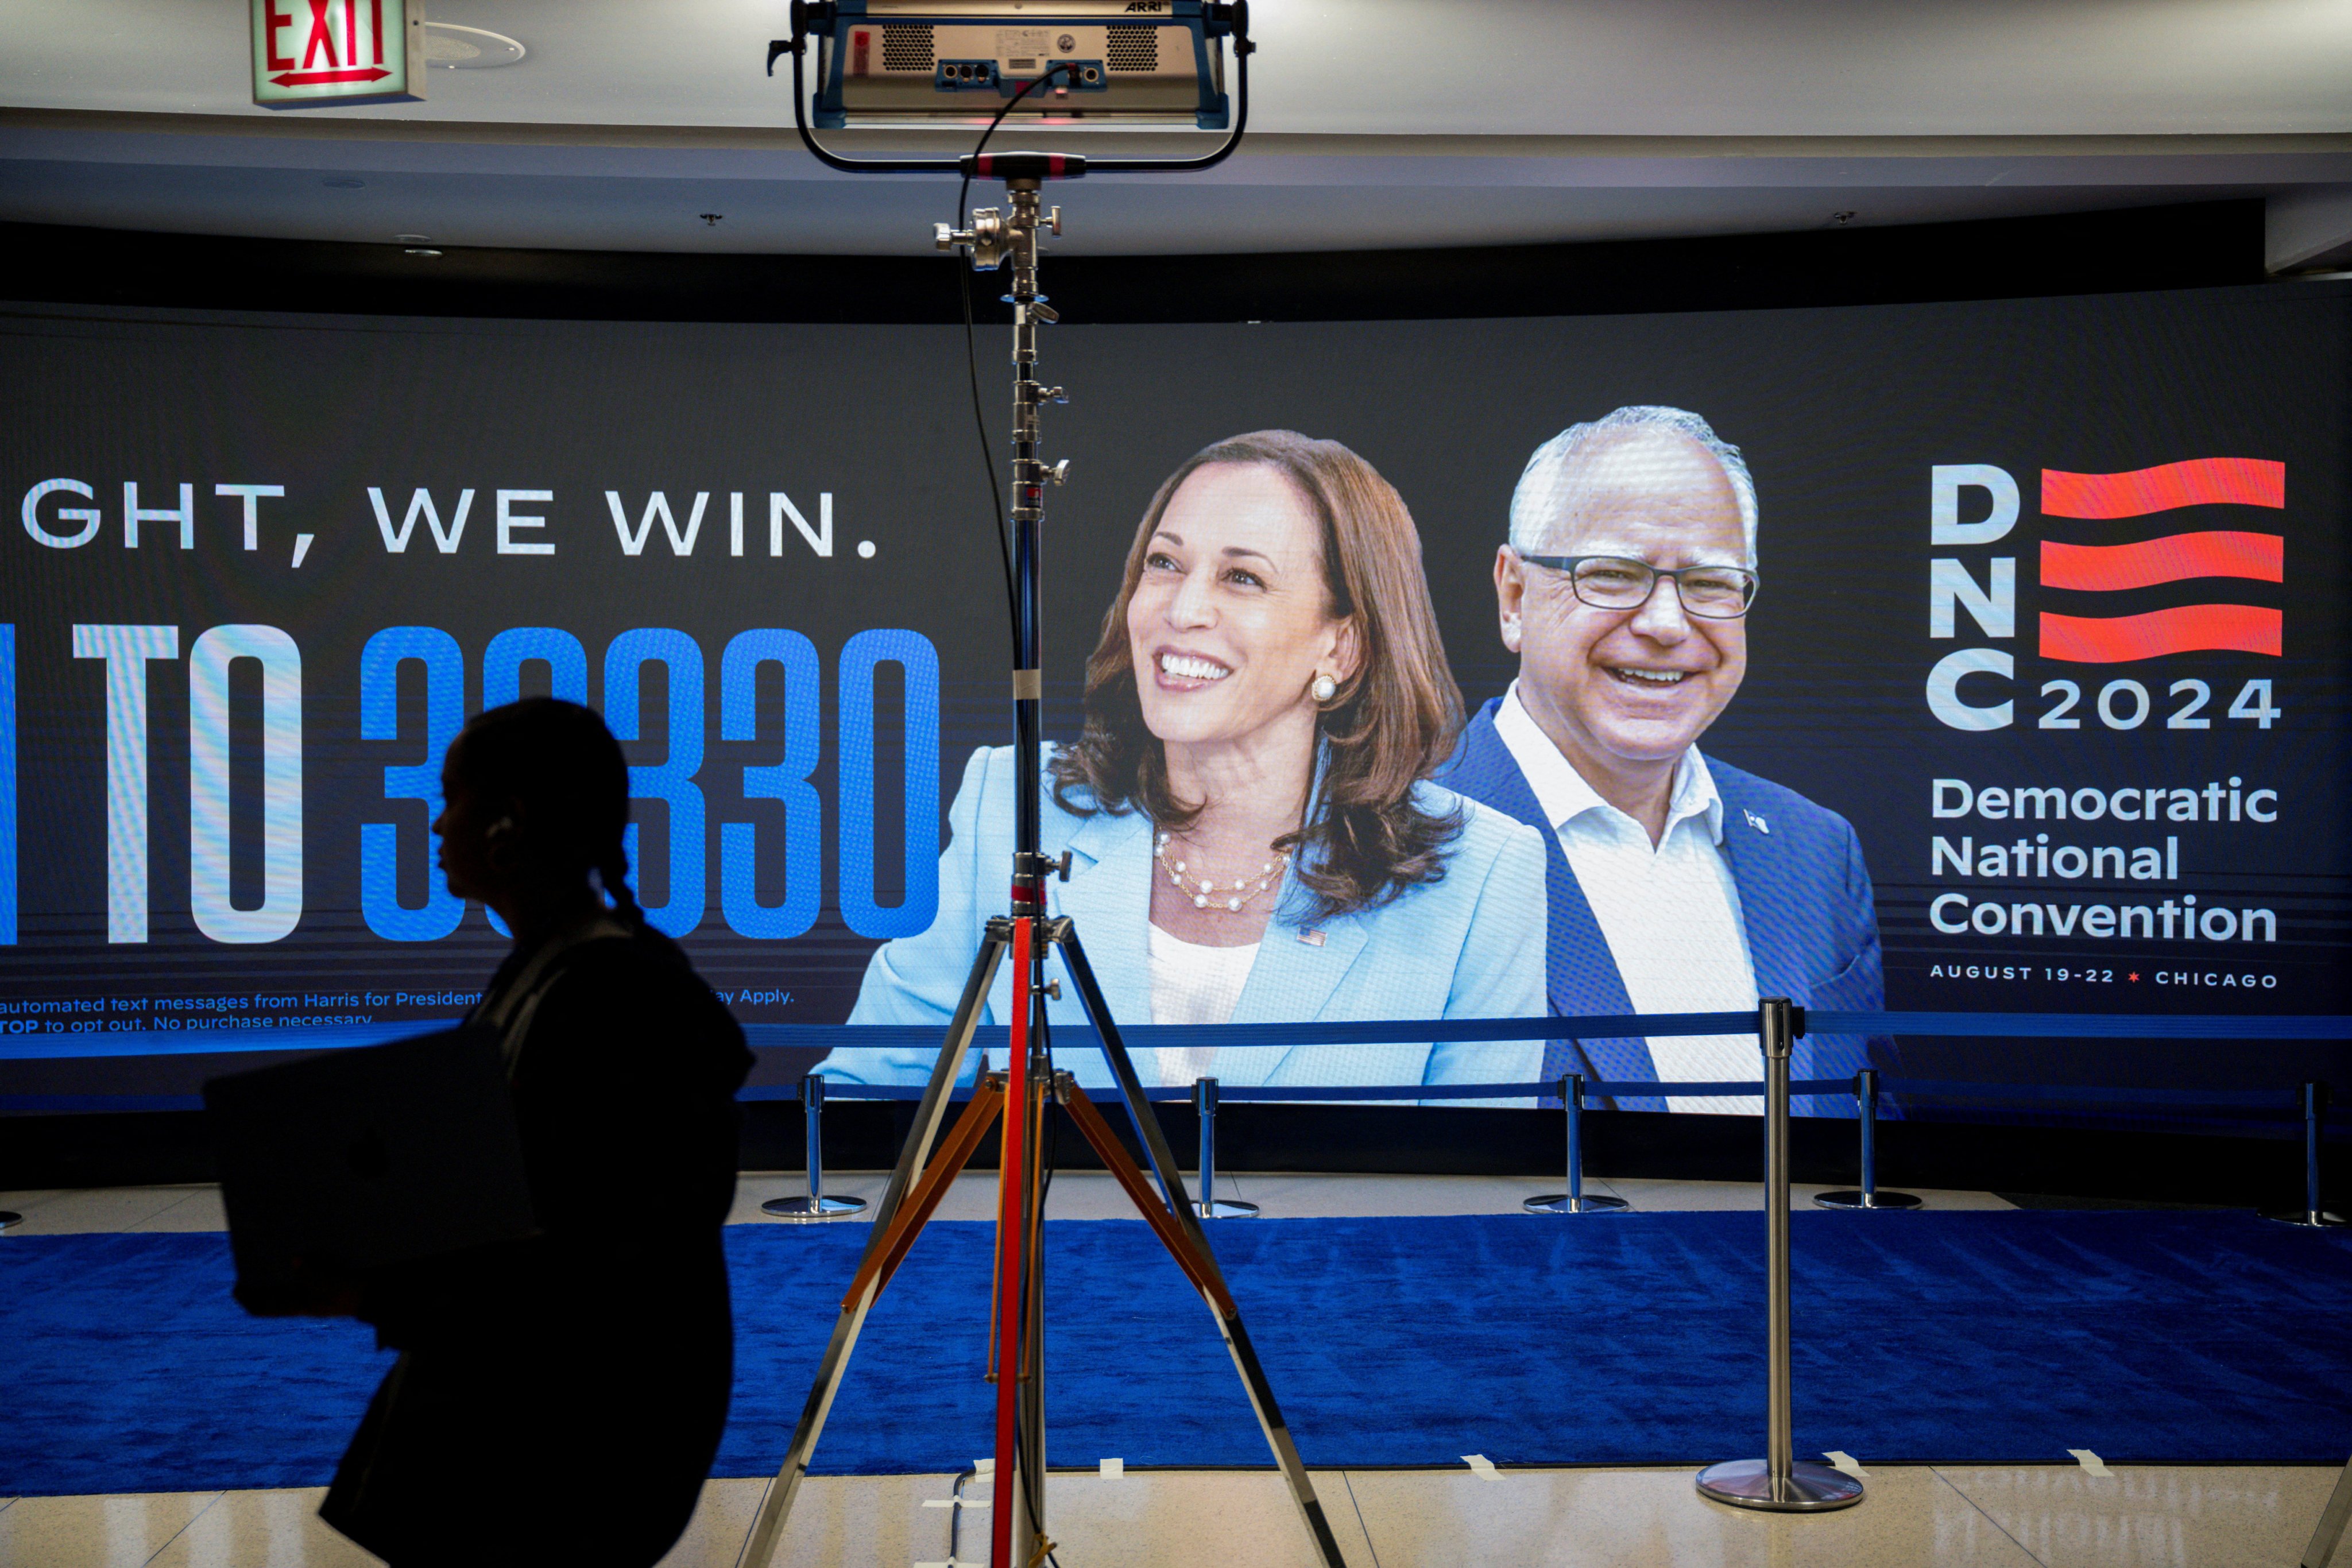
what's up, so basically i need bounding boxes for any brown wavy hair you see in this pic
[1049,430,1465,922]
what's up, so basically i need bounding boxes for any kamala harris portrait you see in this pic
[815,429,1549,1096]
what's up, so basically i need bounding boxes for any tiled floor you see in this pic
[0,1184,226,1237]
[5,1174,2346,1567]
[2,1465,2343,1568]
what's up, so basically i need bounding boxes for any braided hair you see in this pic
[451,696,647,928]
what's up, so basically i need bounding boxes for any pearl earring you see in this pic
[1310,673,1338,703]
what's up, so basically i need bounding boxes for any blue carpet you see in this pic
[5,1211,2350,1497]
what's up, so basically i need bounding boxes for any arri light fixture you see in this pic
[796,0,1236,129]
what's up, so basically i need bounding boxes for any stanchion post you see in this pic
[1814,1068,1920,1211]
[1193,1077,1258,1219]
[761,1074,869,1222]
[1526,1073,1627,1214]
[2266,1081,2346,1228]
[1696,998,1863,1512]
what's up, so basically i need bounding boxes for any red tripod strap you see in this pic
[841,1077,1007,1309]
[1059,1082,1237,1317]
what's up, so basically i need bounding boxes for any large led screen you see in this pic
[2,284,2347,1116]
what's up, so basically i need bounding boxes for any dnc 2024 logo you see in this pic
[1924,458,2283,734]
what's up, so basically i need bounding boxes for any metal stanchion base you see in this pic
[1813,1189,1923,1210]
[2261,1207,2349,1228]
[0,1210,22,1232]
[761,1195,868,1222]
[1696,1458,1865,1511]
[1523,1193,1631,1214]
[1194,1199,1259,1219]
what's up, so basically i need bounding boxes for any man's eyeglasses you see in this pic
[1515,553,1760,620]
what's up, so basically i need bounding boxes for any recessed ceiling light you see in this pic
[423,23,525,69]
[393,234,431,243]
[404,249,444,257]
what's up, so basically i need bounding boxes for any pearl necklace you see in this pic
[1155,830,1290,913]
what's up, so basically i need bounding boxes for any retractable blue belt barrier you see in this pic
[11,1008,2351,1064]
[16,1075,2323,1115]
[3,1012,2346,1119]
[1883,1078,2301,1109]
[1813,1011,2352,1040]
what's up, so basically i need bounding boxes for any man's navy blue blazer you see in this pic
[1441,696,1895,1112]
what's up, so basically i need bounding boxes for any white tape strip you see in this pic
[1100,1458,1125,1479]
[2068,1449,2114,1477]
[974,1458,995,1474]
[1462,1454,1500,1481]
[1823,1450,1870,1480]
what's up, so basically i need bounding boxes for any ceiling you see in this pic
[4,0,2351,262]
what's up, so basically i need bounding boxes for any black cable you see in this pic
[958,262,1016,661]
[952,62,1079,665]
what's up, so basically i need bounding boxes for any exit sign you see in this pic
[252,0,426,108]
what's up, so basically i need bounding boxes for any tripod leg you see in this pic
[1019,1067,1051,1562]
[851,1077,1005,1303]
[740,928,1011,1568]
[1055,924,1356,1568]
[2305,1453,2352,1568]
[1059,1082,1233,1311]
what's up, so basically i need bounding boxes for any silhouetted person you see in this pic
[322,698,753,1567]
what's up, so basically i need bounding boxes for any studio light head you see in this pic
[773,1,1250,176]
[798,0,1243,130]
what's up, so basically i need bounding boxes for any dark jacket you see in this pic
[322,924,753,1567]
[1441,696,1894,1110]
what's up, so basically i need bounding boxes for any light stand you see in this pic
[744,15,1350,1567]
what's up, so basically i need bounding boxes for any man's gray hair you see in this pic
[1507,405,1759,566]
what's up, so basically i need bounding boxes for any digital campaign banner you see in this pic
[2,286,2347,1113]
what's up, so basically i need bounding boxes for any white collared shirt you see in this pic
[1149,924,1260,1085]
[1494,683,1761,1113]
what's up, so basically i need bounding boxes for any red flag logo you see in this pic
[2036,461,2283,663]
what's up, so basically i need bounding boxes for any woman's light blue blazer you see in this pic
[814,745,1551,1098]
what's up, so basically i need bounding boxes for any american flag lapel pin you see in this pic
[1298,928,1326,947]
[1744,810,1769,835]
